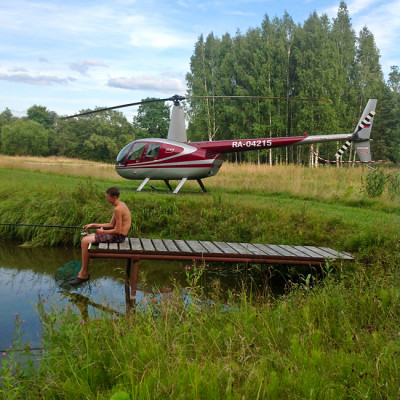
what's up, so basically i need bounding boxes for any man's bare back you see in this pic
[109,200,131,236]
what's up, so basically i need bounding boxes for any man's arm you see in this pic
[95,208,123,235]
[84,214,115,231]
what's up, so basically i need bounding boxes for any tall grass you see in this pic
[2,260,400,399]
[1,155,398,205]
[0,161,399,263]
[1,157,400,399]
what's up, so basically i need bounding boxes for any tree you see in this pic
[27,105,57,129]
[52,108,136,161]
[0,108,16,151]
[1,119,49,156]
[354,26,386,160]
[83,134,119,163]
[377,66,400,164]
[132,99,170,139]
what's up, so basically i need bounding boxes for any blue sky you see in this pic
[1,0,399,120]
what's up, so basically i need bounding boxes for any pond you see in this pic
[0,241,190,351]
[0,240,291,353]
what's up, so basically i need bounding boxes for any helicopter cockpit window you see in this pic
[144,143,161,159]
[116,142,133,165]
[127,142,147,161]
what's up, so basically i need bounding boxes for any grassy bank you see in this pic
[1,157,400,399]
[0,164,399,264]
[3,261,400,399]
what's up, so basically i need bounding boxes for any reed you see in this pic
[1,157,399,399]
[2,259,400,399]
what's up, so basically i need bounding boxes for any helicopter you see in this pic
[63,95,378,194]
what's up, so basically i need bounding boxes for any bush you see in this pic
[364,169,386,197]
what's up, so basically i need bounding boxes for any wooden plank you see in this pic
[175,240,193,253]
[200,241,223,254]
[341,251,354,258]
[98,243,109,250]
[319,247,354,260]
[162,239,180,253]
[213,242,239,254]
[278,245,311,258]
[252,243,282,257]
[119,238,131,251]
[227,242,254,255]
[129,238,142,251]
[141,238,155,252]
[294,245,325,259]
[240,242,268,256]
[109,243,118,250]
[265,244,296,257]
[186,240,207,253]
[305,246,338,259]
[152,239,167,252]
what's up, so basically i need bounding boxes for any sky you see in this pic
[1,0,399,120]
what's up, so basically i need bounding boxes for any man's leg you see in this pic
[78,233,96,279]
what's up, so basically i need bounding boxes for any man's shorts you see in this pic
[94,233,126,244]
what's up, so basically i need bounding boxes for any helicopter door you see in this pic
[126,142,147,164]
[143,143,161,160]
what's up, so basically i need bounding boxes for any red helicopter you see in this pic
[64,95,378,193]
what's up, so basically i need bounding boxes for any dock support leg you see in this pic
[130,258,139,304]
[125,259,132,314]
[125,258,139,315]
[197,179,207,193]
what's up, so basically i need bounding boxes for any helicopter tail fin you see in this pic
[353,99,377,162]
[167,104,187,142]
[334,99,377,162]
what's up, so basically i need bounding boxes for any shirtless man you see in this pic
[69,186,131,286]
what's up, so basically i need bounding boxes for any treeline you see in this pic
[0,1,399,165]
[0,101,170,163]
[186,2,400,165]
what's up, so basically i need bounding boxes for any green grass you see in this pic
[3,262,400,399]
[1,163,400,399]
[0,167,399,264]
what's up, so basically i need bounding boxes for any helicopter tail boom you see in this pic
[193,99,377,163]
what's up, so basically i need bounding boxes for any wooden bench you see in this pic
[88,238,354,311]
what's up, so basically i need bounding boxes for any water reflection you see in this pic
[0,241,188,351]
[0,240,301,351]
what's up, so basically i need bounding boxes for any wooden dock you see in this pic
[88,237,353,265]
[88,237,353,313]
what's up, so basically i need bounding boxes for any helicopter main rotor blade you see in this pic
[61,93,330,120]
[61,96,177,119]
[188,95,331,102]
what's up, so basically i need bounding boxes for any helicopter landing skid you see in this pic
[136,177,150,192]
[164,180,173,191]
[172,178,207,194]
[197,179,207,193]
[136,177,207,194]
[173,178,187,194]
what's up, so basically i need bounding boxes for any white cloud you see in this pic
[129,29,194,49]
[0,72,76,86]
[70,59,109,76]
[108,75,187,93]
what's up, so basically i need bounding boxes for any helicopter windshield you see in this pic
[116,142,133,165]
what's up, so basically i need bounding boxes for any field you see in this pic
[1,155,400,399]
